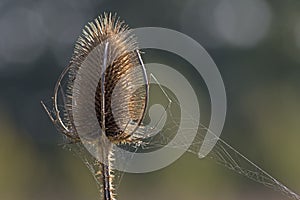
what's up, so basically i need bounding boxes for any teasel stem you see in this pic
[95,144,116,200]
[102,148,116,200]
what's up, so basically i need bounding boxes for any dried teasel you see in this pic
[42,12,300,200]
[42,12,149,200]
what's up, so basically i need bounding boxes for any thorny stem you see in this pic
[102,160,113,200]
[96,145,116,200]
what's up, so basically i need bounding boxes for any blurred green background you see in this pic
[0,0,299,199]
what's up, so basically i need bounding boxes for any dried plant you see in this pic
[42,12,300,200]
[42,12,148,200]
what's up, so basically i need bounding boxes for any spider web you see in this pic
[42,65,300,200]
[111,73,300,200]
